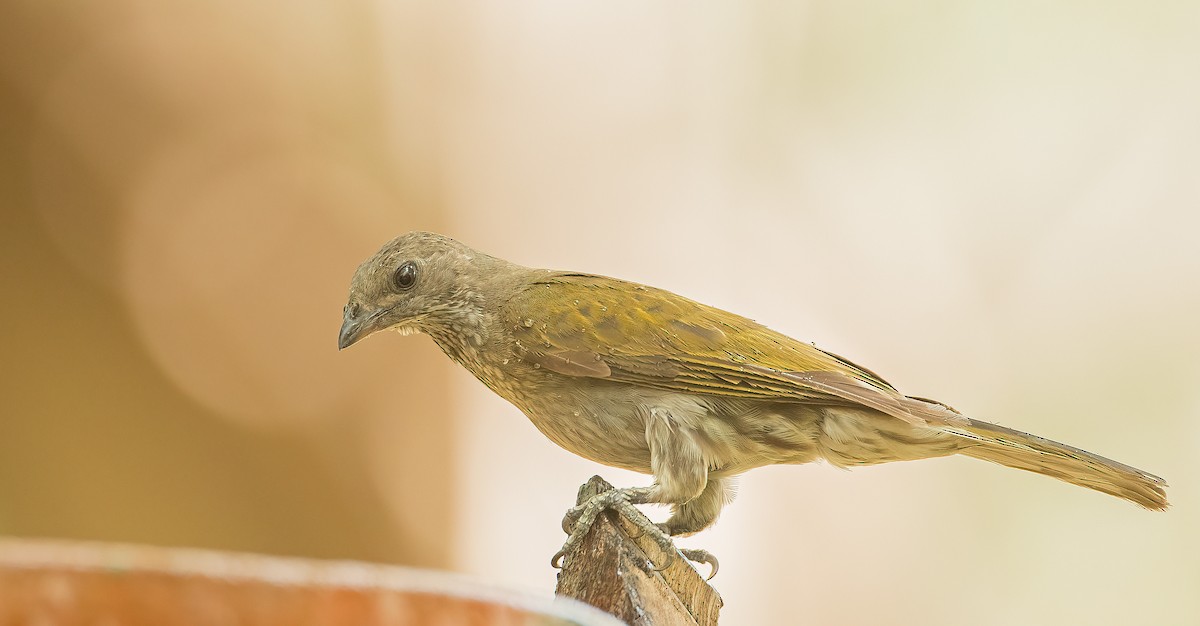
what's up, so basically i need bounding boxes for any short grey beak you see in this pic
[338,315,363,350]
[339,307,384,350]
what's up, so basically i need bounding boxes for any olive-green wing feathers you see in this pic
[505,273,967,428]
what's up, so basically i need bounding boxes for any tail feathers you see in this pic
[944,419,1168,511]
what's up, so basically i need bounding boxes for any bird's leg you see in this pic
[559,485,652,534]
[661,475,734,536]
[553,407,722,579]
[554,485,662,569]
[555,482,719,577]
[656,476,734,578]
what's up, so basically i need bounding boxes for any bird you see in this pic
[339,231,1168,574]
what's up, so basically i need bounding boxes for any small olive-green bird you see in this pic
[340,232,1167,569]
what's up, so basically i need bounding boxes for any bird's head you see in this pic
[339,231,492,350]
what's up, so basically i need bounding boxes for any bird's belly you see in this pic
[509,388,654,474]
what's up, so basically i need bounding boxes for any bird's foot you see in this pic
[679,548,719,580]
[553,486,657,568]
[625,523,719,579]
[552,486,719,579]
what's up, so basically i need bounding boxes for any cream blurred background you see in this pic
[2,1,1198,624]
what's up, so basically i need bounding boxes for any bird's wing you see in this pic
[505,273,966,428]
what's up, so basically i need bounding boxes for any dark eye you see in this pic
[392,261,418,290]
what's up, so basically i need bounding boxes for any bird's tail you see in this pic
[943,418,1168,511]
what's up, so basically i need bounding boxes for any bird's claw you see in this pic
[680,548,719,580]
[560,503,585,535]
[553,487,720,579]
[553,488,640,569]
[646,545,717,580]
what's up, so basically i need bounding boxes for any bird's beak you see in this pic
[338,307,386,350]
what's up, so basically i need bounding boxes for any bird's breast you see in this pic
[505,379,656,474]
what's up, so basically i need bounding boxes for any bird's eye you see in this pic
[392,262,418,290]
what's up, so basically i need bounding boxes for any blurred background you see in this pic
[2,1,1198,624]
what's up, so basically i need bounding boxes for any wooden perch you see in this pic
[0,538,621,626]
[554,476,722,626]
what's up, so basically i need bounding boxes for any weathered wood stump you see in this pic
[554,476,722,626]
